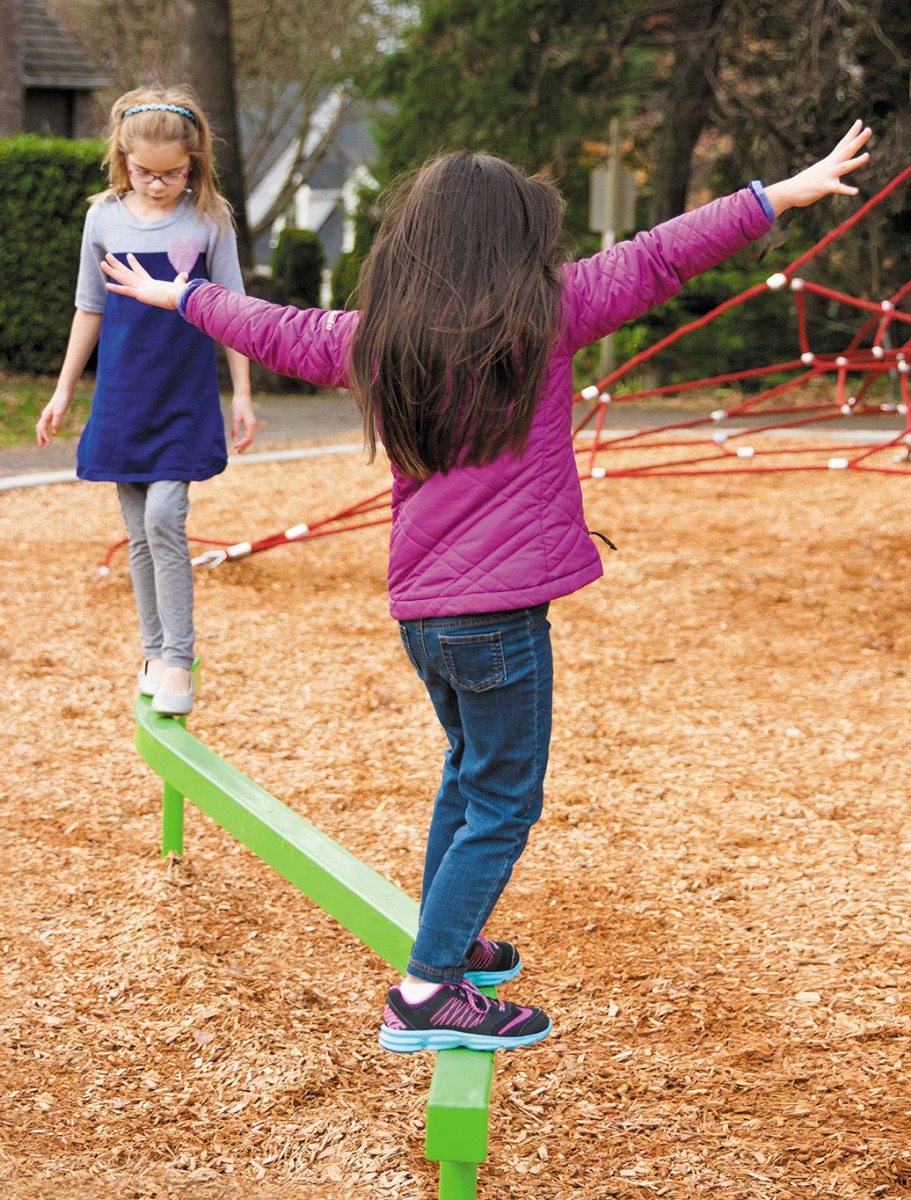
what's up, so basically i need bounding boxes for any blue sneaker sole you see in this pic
[462,959,522,987]
[378,1019,552,1053]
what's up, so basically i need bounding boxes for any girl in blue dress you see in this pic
[37,85,255,715]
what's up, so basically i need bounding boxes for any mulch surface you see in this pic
[3,434,911,1199]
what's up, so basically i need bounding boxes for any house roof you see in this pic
[22,0,111,90]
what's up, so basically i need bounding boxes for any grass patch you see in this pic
[0,371,93,446]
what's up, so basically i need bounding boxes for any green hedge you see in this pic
[329,185,380,310]
[330,249,361,311]
[0,135,106,373]
[271,227,324,309]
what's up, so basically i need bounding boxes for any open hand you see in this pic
[101,252,187,309]
[765,121,872,216]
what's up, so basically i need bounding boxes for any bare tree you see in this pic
[44,0,404,252]
[176,0,252,266]
[232,0,401,240]
[650,0,730,224]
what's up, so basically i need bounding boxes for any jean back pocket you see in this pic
[439,631,507,692]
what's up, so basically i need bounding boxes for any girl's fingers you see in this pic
[839,119,865,144]
[830,122,870,162]
[839,152,870,175]
[102,251,146,283]
[101,256,128,282]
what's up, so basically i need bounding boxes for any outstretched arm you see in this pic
[103,252,355,388]
[763,120,872,216]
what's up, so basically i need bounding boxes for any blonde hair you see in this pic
[92,84,233,230]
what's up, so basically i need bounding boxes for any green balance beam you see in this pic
[134,693,494,1195]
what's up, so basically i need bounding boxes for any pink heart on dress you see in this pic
[168,235,201,276]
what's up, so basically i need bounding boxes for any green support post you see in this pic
[133,689,497,1200]
[438,1161,479,1200]
[426,1046,494,1191]
[161,780,185,856]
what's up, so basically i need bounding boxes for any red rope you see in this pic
[784,163,911,277]
[595,283,768,392]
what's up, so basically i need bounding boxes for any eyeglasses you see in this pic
[127,165,190,186]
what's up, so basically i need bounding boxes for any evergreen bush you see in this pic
[271,228,324,308]
[0,135,106,373]
[330,249,360,310]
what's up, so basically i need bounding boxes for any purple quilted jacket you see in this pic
[181,186,772,619]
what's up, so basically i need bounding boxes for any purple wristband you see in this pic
[177,277,208,319]
[749,180,776,223]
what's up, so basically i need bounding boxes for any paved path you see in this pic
[2,389,905,481]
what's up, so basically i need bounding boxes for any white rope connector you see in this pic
[712,431,728,444]
[284,523,310,541]
[882,300,894,312]
[591,466,607,478]
[192,549,227,568]
[899,361,910,374]
[711,409,727,421]
[828,458,849,470]
[790,277,805,291]
[872,346,885,360]
[766,272,788,290]
[836,356,848,367]
[840,405,852,416]
[227,541,253,560]
[581,385,600,401]
[600,392,612,405]
[736,446,754,458]
[800,352,815,365]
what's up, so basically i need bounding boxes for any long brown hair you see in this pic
[349,152,567,479]
[92,84,232,231]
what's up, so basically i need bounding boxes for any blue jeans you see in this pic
[398,603,553,983]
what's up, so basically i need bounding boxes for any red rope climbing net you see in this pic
[99,163,911,572]
[575,162,911,483]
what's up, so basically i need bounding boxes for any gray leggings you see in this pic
[117,480,195,669]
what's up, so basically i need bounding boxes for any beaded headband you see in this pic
[121,103,198,126]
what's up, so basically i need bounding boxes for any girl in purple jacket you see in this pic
[102,121,870,1053]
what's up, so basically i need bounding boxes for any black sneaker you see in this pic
[464,934,522,986]
[379,979,551,1053]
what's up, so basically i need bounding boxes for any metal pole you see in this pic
[599,116,623,377]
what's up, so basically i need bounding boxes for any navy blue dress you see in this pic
[73,195,244,483]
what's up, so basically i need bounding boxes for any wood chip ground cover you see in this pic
[2,437,910,1199]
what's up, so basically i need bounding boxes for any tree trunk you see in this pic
[650,0,730,224]
[177,0,252,268]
